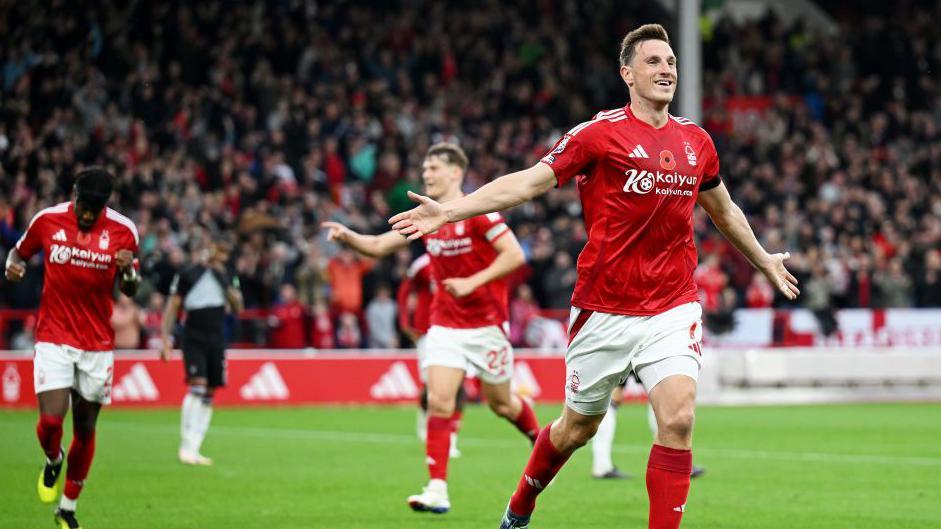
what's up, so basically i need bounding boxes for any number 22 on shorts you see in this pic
[486,346,509,376]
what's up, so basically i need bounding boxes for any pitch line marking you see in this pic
[104,421,941,468]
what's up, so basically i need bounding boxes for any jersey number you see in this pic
[486,347,510,375]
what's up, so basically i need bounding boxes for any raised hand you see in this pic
[760,252,800,300]
[388,191,448,241]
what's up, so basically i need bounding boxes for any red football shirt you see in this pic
[423,213,512,329]
[16,202,140,350]
[396,253,433,336]
[541,105,721,316]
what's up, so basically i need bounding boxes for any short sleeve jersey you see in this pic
[423,213,513,329]
[540,105,721,316]
[169,264,229,336]
[16,202,140,350]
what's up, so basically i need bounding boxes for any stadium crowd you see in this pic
[1,0,939,349]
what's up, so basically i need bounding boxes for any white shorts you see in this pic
[422,325,511,384]
[416,335,429,383]
[564,302,704,415]
[33,342,114,404]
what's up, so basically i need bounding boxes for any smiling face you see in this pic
[621,39,677,106]
[421,154,463,201]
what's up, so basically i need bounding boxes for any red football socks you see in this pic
[425,416,453,481]
[508,424,570,516]
[511,398,540,444]
[36,415,64,460]
[646,444,693,529]
[450,409,463,432]
[63,430,96,500]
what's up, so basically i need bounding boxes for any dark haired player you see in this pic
[160,237,243,466]
[390,24,799,529]
[6,168,140,529]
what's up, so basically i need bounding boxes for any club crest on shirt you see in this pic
[684,141,697,167]
[99,230,110,250]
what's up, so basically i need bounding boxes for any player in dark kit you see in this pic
[160,238,243,466]
[6,169,140,529]
[390,24,799,529]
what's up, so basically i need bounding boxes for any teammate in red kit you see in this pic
[322,143,539,515]
[398,253,464,458]
[5,169,140,529]
[389,25,799,529]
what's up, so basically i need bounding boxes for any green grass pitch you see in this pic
[1,403,939,528]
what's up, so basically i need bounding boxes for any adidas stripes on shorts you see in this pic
[33,342,114,404]
[564,302,704,415]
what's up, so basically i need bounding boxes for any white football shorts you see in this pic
[415,335,429,383]
[564,302,704,415]
[33,342,114,404]
[422,324,512,384]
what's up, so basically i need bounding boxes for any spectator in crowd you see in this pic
[269,284,308,349]
[336,312,363,349]
[142,292,166,350]
[873,258,914,308]
[310,300,336,350]
[112,294,144,349]
[327,249,374,315]
[365,284,398,349]
[804,263,838,336]
[510,284,540,347]
[542,251,577,310]
[695,253,728,313]
[916,250,941,307]
[745,274,775,308]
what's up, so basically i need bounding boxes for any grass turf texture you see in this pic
[1,403,939,528]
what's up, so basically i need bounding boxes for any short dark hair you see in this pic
[619,24,670,67]
[425,143,469,172]
[74,167,114,210]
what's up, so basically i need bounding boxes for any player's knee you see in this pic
[427,393,456,417]
[555,417,599,451]
[487,399,514,419]
[660,408,695,440]
[72,418,96,438]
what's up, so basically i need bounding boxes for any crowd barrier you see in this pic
[4,344,941,408]
[4,308,941,351]
[0,350,650,409]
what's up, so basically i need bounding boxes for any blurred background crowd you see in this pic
[1,0,939,350]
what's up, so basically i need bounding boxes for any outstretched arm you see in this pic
[389,163,557,240]
[697,182,800,300]
[321,222,410,258]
